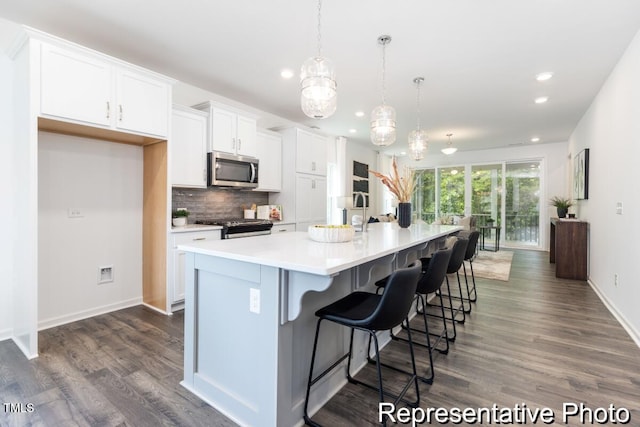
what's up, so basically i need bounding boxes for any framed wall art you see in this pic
[573,148,589,200]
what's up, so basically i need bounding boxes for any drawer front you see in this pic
[272,223,296,233]
[173,230,221,247]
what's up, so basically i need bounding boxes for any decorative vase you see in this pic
[398,202,411,228]
[557,207,568,218]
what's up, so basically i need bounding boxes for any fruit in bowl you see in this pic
[308,224,355,243]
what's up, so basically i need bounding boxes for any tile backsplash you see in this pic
[172,187,269,220]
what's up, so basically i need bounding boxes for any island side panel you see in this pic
[182,253,280,427]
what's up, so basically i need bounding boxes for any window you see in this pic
[438,166,465,217]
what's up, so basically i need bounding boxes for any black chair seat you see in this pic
[304,261,422,427]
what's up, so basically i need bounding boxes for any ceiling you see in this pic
[2,1,640,156]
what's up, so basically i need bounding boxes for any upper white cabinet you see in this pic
[39,42,171,138]
[295,129,327,176]
[193,101,258,157]
[171,105,208,188]
[254,130,282,192]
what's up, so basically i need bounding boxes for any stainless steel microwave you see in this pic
[207,151,259,188]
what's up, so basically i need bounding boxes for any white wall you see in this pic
[397,141,569,249]
[37,132,143,329]
[568,28,640,344]
[0,52,14,340]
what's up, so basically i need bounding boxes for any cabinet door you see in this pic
[295,129,327,176]
[171,230,221,305]
[40,43,112,127]
[236,115,257,157]
[171,107,208,188]
[116,68,170,137]
[210,108,236,153]
[254,132,282,191]
[296,175,327,224]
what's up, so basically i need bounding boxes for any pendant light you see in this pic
[300,0,337,119]
[441,133,457,155]
[408,77,428,160]
[370,35,396,146]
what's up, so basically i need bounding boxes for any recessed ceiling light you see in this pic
[534,96,548,104]
[536,72,554,81]
[348,128,357,134]
[355,111,365,118]
[280,69,294,79]
[531,137,540,142]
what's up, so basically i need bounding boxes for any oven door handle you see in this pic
[250,163,257,183]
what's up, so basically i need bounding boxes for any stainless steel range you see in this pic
[195,218,273,239]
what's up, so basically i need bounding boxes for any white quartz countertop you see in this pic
[178,222,461,276]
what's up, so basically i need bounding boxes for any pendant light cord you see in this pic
[317,0,323,57]
[381,41,387,104]
[415,79,421,130]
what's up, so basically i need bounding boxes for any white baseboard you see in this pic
[588,278,640,348]
[0,328,11,342]
[38,297,143,331]
[142,302,169,315]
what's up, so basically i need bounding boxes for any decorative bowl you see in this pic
[308,225,355,243]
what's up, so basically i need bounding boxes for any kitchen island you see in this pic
[178,222,461,427]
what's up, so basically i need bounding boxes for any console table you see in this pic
[549,218,588,280]
[479,225,501,252]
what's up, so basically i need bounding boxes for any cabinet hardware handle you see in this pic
[192,237,206,241]
[278,229,287,232]
[312,179,316,189]
[106,101,110,119]
[238,139,241,151]
[119,105,123,121]
[312,161,316,171]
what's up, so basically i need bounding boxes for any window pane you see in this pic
[415,169,436,223]
[438,166,465,218]
[505,162,540,246]
[471,164,502,227]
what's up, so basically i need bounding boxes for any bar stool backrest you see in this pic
[464,231,480,261]
[365,261,422,331]
[416,248,452,295]
[447,237,469,274]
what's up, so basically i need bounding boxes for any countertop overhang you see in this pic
[178,222,462,276]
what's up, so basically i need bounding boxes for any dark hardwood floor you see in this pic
[2,250,639,426]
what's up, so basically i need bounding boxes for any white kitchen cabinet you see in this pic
[254,130,282,192]
[170,229,221,307]
[295,174,327,229]
[269,127,329,230]
[171,105,208,188]
[193,101,258,157]
[39,42,171,138]
[295,128,328,176]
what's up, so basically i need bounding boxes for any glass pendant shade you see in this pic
[300,56,337,119]
[408,128,428,160]
[370,104,396,146]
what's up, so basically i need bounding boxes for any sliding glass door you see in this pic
[413,159,542,249]
[504,162,541,247]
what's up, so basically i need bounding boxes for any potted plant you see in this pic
[172,209,190,227]
[549,196,573,218]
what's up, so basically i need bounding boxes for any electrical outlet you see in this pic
[249,288,260,314]
[98,265,114,284]
[67,208,84,218]
[614,273,619,287]
[616,202,623,215]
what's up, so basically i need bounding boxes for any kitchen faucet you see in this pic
[353,191,367,232]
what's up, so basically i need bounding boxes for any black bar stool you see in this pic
[303,261,423,427]
[375,247,453,384]
[422,236,468,341]
[461,230,480,304]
